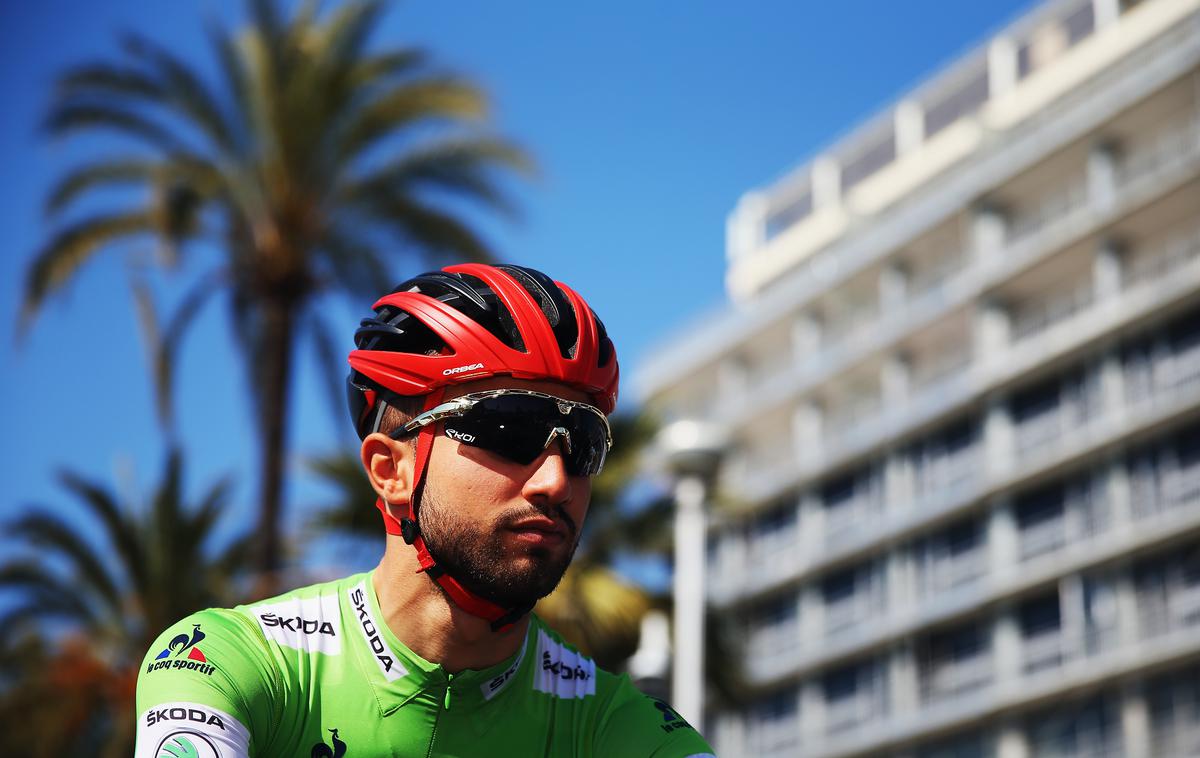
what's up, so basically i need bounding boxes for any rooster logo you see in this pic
[156,624,207,662]
[310,728,347,758]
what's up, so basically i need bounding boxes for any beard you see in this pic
[417,485,579,609]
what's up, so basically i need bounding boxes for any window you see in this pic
[1019,592,1062,637]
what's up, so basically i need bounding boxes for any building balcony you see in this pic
[1021,628,1071,674]
[824,691,887,737]
[1139,583,1200,641]
[710,306,1200,609]
[1151,716,1200,758]
[824,594,882,639]
[797,598,1200,758]
[919,653,993,705]
[915,546,989,598]
[706,111,1200,438]
[746,714,802,758]
[734,590,1195,758]
[719,212,1200,529]
[728,474,1200,694]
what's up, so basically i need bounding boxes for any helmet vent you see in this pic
[498,264,579,360]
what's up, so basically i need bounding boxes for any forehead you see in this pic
[443,377,592,405]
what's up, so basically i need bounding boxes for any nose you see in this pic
[522,438,573,505]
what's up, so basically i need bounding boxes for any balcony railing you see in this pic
[747,713,802,757]
[1007,176,1089,244]
[907,249,970,305]
[1022,629,1070,674]
[1019,516,1069,561]
[1150,717,1200,758]
[824,496,885,546]
[913,444,983,498]
[1125,346,1200,419]
[1138,583,1200,640]
[1013,394,1103,462]
[919,653,993,704]
[825,590,884,637]
[916,546,988,597]
[1115,115,1200,187]
[825,691,886,735]
[1130,458,1200,520]
[1123,225,1200,291]
[1011,281,1097,344]
[1028,734,1122,758]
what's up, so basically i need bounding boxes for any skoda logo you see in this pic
[156,730,221,758]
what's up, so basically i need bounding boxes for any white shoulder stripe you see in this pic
[533,628,596,699]
[250,593,342,654]
[135,701,250,758]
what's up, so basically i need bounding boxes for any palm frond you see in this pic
[346,49,427,90]
[55,62,165,103]
[313,0,385,77]
[118,32,238,154]
[305,450,378,537]
[313,223,391,297]
[334,77,489,164]
[45,158,160,216]
[306,309,356,440]
[133,269,226,430]
[7,514,123,616]
[57,470,147,599]
[0,565,105,634]
[342,137,532,218]
[42,102,183,152]
[20,210,155,332]
[205,17,254,155]
[247,0,287,78]
[351,193,493,264]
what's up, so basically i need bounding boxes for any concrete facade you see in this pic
[639,0,1200,755]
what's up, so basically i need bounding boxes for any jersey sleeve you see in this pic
[134,608,279,758]
[592,675,717,758]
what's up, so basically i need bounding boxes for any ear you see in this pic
[360,433,415,508]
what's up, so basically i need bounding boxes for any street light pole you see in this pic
[657,419,728,735]
[672,473,707,732]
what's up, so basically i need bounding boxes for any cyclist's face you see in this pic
[417,378,594,608]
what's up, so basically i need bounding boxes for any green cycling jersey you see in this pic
[135,570,715,757]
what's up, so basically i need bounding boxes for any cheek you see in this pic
[425,440,520,505]
[566,478,592,522]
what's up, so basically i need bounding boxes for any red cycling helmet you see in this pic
[346,263,619,630]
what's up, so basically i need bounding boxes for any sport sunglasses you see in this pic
[391,389,613,477]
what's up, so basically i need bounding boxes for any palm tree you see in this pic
[22,0,532,579]
[0,449,251,757]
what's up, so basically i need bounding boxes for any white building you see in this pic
[637,0,1200,755]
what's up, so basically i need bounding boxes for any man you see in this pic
[135,263,716,757]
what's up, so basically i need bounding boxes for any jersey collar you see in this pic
[344,571,536,716]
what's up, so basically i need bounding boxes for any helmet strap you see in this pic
[374,387,531,632]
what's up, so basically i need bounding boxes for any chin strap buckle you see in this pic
[400,517,420,545]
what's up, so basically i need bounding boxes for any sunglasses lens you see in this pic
[565,409,608,476]
[442,395,608,475]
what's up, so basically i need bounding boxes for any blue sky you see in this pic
[0,0,1032,571]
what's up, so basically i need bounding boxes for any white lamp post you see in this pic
[657,419,727,734]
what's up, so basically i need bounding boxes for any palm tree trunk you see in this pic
[255,294,296,588]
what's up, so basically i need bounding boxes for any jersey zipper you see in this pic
[425,672,453,758]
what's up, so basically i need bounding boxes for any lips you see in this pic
[505,516,569,545]
[507,517,567,537]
